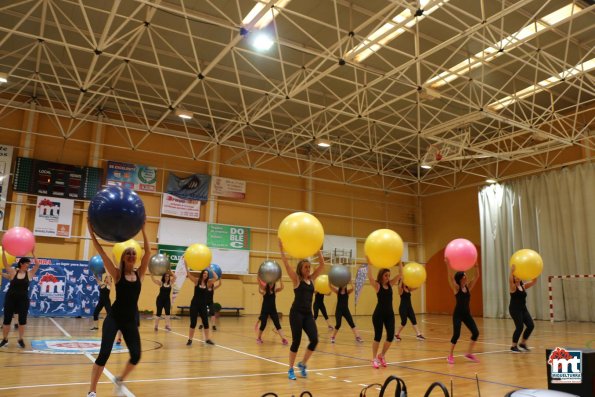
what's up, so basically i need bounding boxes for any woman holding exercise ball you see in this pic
[509,265,537,352]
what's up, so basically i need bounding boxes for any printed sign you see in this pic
[207,224,251,250]
[0,144,13,227]
[161,193,201,219]
[106,161,157,192]
[157,244,187,268]
[34,196,74,238]
[548,347,582,384]
[166,173,210,201]
[211,176,246,199]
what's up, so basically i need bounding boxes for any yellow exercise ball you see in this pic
[402,262,427,289]
[0,247,16,266]
[364,229,403,269]
[510,249,543,280]
[314,274,331,294]
[278,212,324,258]
[112,239,142,264]
[185,243,212,271]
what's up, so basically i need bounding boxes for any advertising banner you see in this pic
[33,196,74,238]
[166,173,210,201]
[106,161,157,192]
[211,176,246,199]
[0,144,13,227]
[161,193,201,219]
[207,224,251,250]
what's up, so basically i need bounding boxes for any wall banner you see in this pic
[106,161,157,192]
[207,224,251,250]
[157,244,187,269]
[166,173,210,201]
[161,193,201,219]
[33,196,74,238]
[0,144,14,227]
[211,176,246,199]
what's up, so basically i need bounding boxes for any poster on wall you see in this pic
[33,196,74,238]
[161,193,201,219]
[211,176,246,199]
[0,258,96,318]
[157,244,187,269]
[207,224,251,250]
[166,172,210,201]
[0,144,14,227]
[106,161,157,192]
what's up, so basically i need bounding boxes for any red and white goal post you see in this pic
[548,274,595,322]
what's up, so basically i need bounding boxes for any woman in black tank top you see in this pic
[151,272,176,331]
[329,281,362,343]
[255,276,288,345]
[508,264,537,352]
[446,259,480,364]
[91,274,112,330]
[87,219,150,397]
[395,262,425,342]
[365,258,401,369]
[183,262,218,346]
[279,238,326,381]
[1,251,40,348]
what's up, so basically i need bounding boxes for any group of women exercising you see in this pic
[0,224,539,393]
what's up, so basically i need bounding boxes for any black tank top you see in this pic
[112,271,141,320]
[337,288,349,308]
[375,284,393,314]
[292,280,314,313]
[207,286,215,304]
[314,292,324,304]
[509,282,526,308]
[400,284,412,307]
[99,284,110,299]
[158,284,172,300]
[7,271,29,297]
[262,285,276,310]
[454,287,471,314]
[192,283,208,305]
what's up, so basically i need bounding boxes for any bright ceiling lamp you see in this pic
[242,0,291,30]
[426,3,583,88]
[488,57,595,110]
[175,109,193,120]
[0,72,7,83]
[346,0,449,63]
[315,138,331,148]
[252,32,275,51]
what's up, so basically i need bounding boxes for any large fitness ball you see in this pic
[112,239,142,264]
[2,227,35,257]
[364,229,403,269]
[258,260,282,284]
[278,212,324,258]
[510,249,543,280]
[149,253,171,276]
[314,274,331,294]
[208,263,223,279]
[88,186,145,242]
[185,243,212,271]
[402,262,427,289]
[0,247,16,266]
[445,238,477,271]
[328,264,351,288]
[89,255,105,275]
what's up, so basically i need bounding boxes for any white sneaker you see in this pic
[113,377,125,397]
[87,392,97,397]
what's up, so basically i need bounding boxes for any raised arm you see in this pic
[213,279,222,290]
[445,258,458,293]
[1,246,15,278]
[87,218,120,282]
[94,273,102,285]
[137,223,151,282]
[524,277,538,290]
[365,258,380,292]
[207,266,219,288]
[468,262,480,291]
[182,259,198,285]
[346,281,354,294]
[150,274,161,286]
[279,239,298,287]
[275,277,284,293]
[396,262,404,293]
[509,265,517,292]
[390,263,402,286]
[330,284,339,294]
[311,250,326,280]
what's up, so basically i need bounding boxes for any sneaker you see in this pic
[447,355,455,364]
[0,339,8,347]
[199,325,203,330]
[288,368,296,380]
[377,354,387,367]
[372,358,380,369]
[355,336,363,343]
[17,339,25,348]
[416,334,426,340]
[212,325,217,331]
[281,338,288,345]
[165,326,171,331]
[154,326,158,331]
[114,376,124,397]
[511,346,522,353]
[464,353,480,363]
[518,343,530,351]
[330,337,335,344]
[297,361,307,377]
[205,339,215,345]
[87,392,97,397]
[90,326,99,330]
[256,338,263,344]
[328,325,334,331]
[395,334,402,341]
[186,339,192,346]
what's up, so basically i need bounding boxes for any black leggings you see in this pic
[95,314,141,366]
[2,294,29,326]
[372,311,395,342]
[335,306,356,330]
[313,300,329,320]
[451,311,479,344]
[156,297,171,317]
[259,308,282,331]
[289,309,318,353]
[93,295,112,321]
[189,301,209,329]
[399,303,417,326]
[509,306,534,343]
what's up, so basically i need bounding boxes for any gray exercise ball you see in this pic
[149,253,171,276]
[258,260,282,283]
[329,264,351,288]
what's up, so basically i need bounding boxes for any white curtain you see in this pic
[479,162,595,321]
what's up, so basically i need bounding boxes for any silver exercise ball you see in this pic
[329,264,351,288]
[258,260,282,284]
[149,253,171,276]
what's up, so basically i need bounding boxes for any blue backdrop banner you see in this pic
[1,258,96,318]
[166,173,210,201]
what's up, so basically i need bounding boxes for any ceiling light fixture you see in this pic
[175,109,193,120]
[315,138,331,148]
[0,72,7,83]
[485,178,497,184]
[252,32,275,51]
[242,0,292,30]
[421,164,432,170]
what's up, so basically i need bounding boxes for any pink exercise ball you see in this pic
[445,238,477,271]
[2,227,35,257]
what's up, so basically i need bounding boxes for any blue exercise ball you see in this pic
[89,255,104,275]
[208,263,222,279]
[88,186,145,242]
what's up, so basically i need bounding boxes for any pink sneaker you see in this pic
[372,358,380,369]
[256,338,263,344]
[281,338,288,345]
[355,336,363,343]
[447,355,455,364]
[377,354,387,367]
[465,353,479,363]
[330,337,335,344]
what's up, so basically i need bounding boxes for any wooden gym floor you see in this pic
[0,314,593,396]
